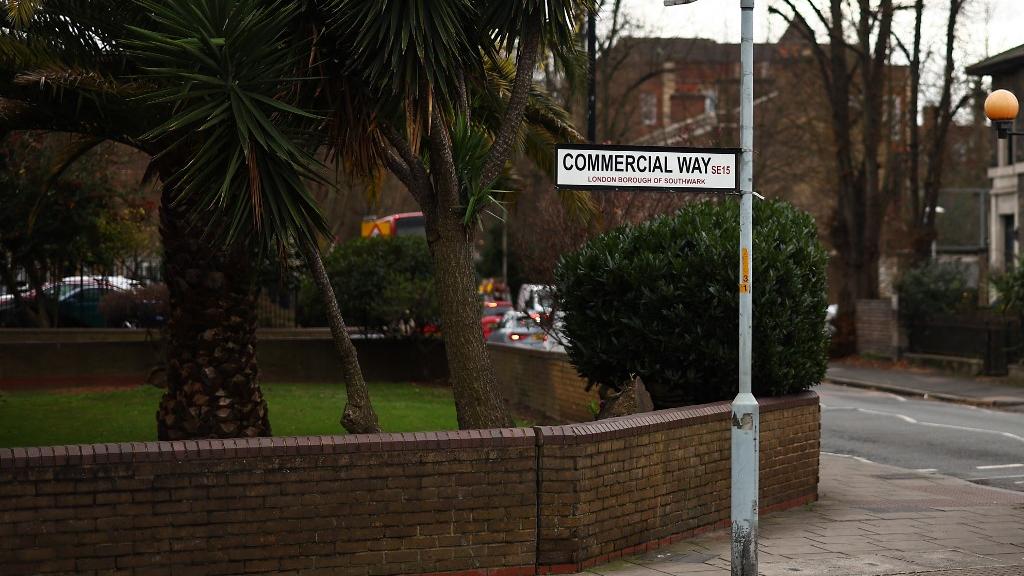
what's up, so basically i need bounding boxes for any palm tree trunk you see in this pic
[299,239,381,434]
[156,192,270,440]
[427,209,514,430]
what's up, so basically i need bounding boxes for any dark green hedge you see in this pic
[555,200,828,408]
[298,236,437,335]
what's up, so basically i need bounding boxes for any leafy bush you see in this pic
[896,261,975,325]
[555,200,828,408]
[298,236,438,335]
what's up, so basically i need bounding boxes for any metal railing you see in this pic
[905,314,1022,375]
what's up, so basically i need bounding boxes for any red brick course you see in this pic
[0,392,818,575]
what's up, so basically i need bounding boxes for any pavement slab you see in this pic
[569,454,1024,576]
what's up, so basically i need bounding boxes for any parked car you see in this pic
[486,311,548,347]
[481,299,513,340]
[0,276,140,327]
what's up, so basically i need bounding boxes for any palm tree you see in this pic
[0,0,381,436]
[316,0,595,429]
[3,0,593,433]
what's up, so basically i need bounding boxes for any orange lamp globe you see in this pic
[985,89,1020,122]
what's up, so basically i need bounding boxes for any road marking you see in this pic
[970,473,1024,481]
[976,463,1024,470]
[821,451,875,465]
[824,406,1024,444]
[883,392,908,403]
[1016,481,1024,485]
[913,468,937,473]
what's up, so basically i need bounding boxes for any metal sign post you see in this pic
[732,1,759,574]
[565,1,759,574]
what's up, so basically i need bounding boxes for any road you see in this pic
[818,382,1024,493]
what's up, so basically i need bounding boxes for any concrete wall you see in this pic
[0,329,447,389]
[0,393,820,576]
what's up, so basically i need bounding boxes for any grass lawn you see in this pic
[0,381,459,448]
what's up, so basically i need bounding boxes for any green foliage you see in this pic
[0,133,155,308]
[299,237,438,336]
[991,259,1024,317]
[129,0,330,254]
[328,0,481,108]
[896,261,975,325]
[555,200,828,408]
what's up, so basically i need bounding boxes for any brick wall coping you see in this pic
[0,391,818,469]
[0,428,535,469]
[535,390,819,445]
[0,327,354,344]
[486,341,569,359]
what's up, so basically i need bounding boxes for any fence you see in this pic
[905,314,1023,375]
[1,259,306,329]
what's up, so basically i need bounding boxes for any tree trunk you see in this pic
[299,239,381,434]
[156,191,270,440]
[426,209,514,430]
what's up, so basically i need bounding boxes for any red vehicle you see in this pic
[481,300,513,340]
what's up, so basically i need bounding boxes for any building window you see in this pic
[704,91,717,116]
[890,98,902,139]
[640,92,657,126]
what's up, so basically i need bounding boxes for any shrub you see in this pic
[555,200,828,408]
[896,261,975,325]
[298,236,438,335]
[989,257,1024,318]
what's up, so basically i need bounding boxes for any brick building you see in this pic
[596,26,891,301]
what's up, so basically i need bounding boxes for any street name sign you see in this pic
[555,144,739,194]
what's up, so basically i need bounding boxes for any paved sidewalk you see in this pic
[827,363,1024,409]
[574,454,1024,575]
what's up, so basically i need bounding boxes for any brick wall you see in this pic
[855,299,897,358]
[0,394,819,576]
[535,393,820,571]
[488,344,599,423]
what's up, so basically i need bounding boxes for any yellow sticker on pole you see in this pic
[739,247,750,294]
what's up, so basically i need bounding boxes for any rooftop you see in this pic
[967,43,1024,76]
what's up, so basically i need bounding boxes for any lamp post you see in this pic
[663,1,758,575]
[985,89,1022,139]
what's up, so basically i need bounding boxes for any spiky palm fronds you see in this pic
[482,0,593,64]
[4,0,40,29]
[326,0,484,110]
[0,0,152,141]
[129,0,331,254]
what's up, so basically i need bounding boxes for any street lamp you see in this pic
[985,89,1021,139]
[663,1,758,575]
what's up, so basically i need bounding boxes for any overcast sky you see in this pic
[610,0,1022,77]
